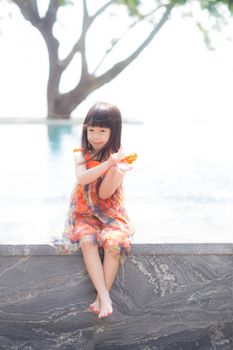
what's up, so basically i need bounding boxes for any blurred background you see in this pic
[0,0,233,244]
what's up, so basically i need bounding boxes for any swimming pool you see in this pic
[1,121,233,244]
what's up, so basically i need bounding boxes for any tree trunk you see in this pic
[47,76,98,119]
[47,94,84,120]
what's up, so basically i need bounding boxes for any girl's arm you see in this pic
[99,160,133,200]
[74,152,111,185]
[75,148,124,186]
[98,165,125,200]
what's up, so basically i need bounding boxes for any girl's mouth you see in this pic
[92,142,103,146]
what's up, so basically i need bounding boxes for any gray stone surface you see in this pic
[0,244,232,349]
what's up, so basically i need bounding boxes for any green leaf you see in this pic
[196,21,215,50]
[115,0,142,17]
[170,0,188,6]
[58,0,74,6]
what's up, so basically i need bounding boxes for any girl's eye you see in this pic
[88,128,94,132]
[101,129,106,133]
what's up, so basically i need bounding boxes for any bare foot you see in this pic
[98,294,113,319]
[89,295,100,314]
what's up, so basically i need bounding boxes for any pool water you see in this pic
[1,121,233,244]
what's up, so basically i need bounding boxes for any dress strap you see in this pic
[73,148,100,168]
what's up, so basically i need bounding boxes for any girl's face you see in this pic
[87,126,111,153]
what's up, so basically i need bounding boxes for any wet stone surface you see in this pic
[0,244,232,349]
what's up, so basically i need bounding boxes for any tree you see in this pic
[11,0,233,119]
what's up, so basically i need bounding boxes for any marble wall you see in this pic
[0,244,232,349]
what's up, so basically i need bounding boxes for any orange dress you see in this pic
[61,150,135,262]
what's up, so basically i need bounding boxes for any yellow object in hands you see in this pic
[120,153,137,164]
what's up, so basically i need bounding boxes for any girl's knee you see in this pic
[80,241,97,251]
[103,243,128,262]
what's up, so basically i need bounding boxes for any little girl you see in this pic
[62,102,136,319]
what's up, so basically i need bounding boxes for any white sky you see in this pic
[0,1,233,123]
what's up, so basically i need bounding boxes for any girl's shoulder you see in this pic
[73,148,99,167]
[73,148,86,164]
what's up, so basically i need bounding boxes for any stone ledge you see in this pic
[0,244,232,349]
[0,243,232,256]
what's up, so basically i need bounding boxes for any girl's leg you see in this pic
[81,242,112,318]
[90,248,119,314]
[103,248,120,290]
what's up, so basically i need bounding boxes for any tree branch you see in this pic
[93,5,164,74]
[13,0,40,26]
[79,0,90,80]
[83,0,89,20]
[37,1,60,67]
[60,0,91,73]
[13,0,59,52]
[89,0,115,25]
[61,3,174,111]
[44,0,60,28]
[60,1,115,72]
[60,39,82,70]
[95,4,173,87]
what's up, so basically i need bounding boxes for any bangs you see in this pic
[86,110,113,129]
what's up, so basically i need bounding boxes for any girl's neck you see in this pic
[90,149,99,157]
[90,148,111,162]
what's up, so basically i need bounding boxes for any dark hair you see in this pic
[81,102,122,162]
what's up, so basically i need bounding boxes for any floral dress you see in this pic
[61,150,135,262]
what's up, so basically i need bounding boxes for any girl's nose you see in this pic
[93,133,100,140]
[92,135,100,141]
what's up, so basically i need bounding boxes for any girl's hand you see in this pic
[117,162,133,174]
[107,147,123,167]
